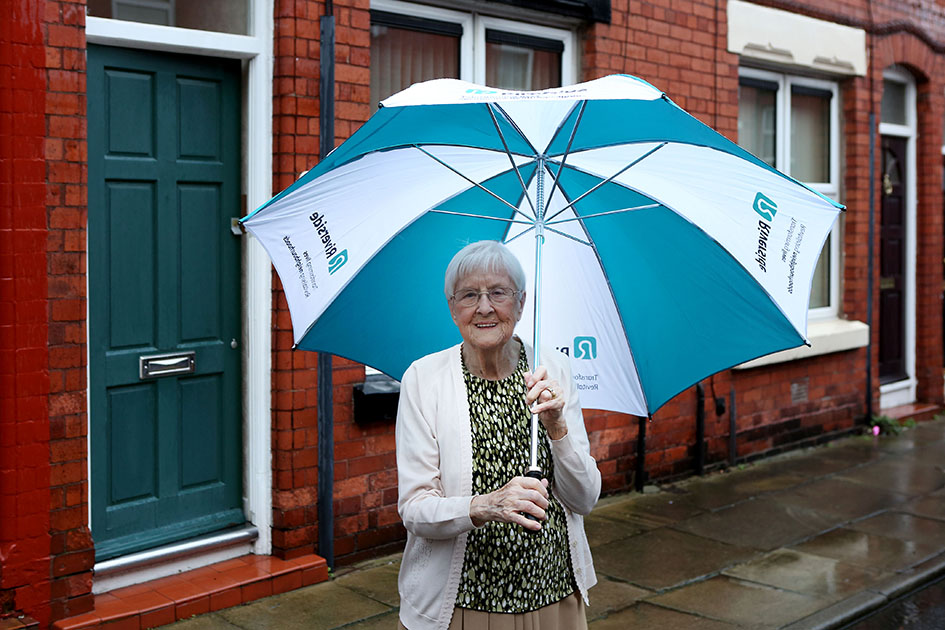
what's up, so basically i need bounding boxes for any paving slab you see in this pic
[334,610,402,629]
[722,548,888,601]
[834,458,945,496]
[849,511,945,548]
[649,575,830,628]
[588,601,741,629]
[791,527,942,573]
[910,443,945,466]
[590,490,704,530]
[671,468,808,511]
[902,488,945,521]
[913,420,945,443]
[671,497,837,551]
[584,513,645,548]
[218,582,391,630]
[772,477,910,520]
[780,590,888,630]
[160,615,245,630]
[584,574,651,621]
[593,528,757,591]
[759,442,885,478]
[333,558,401,607]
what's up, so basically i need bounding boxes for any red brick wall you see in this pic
[270,0,324,559]
[44,0,94,622]
[0,0,52,624]
[270,0,401,564]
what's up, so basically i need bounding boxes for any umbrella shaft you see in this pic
[529,161,545,472]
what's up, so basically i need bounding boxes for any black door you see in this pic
[879,135,907,384]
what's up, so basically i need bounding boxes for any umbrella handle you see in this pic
[521,467,544,527]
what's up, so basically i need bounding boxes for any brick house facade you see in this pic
[2,0,944,627]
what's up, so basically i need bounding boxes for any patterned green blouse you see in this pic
[456,344,576,613]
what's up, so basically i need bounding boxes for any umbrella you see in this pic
[241,74,842,472]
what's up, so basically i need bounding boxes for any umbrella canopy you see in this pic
[242,74,842,418]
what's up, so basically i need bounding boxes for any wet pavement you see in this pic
[158,417,945,629]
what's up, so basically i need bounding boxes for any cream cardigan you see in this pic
[396,342,601,630]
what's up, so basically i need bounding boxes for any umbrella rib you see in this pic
[544,101,587,211]
[547,203,661,224]
[503,224,536,245]
[411,144,534,222]
[544,141,668,224]
[543,225,592,247]
[429,209,534,225]
[486,104,537,219]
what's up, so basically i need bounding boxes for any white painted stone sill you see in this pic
[735,318,869,370]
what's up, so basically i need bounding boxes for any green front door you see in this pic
[87,45,244,561]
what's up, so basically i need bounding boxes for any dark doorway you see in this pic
[879,135,908,384]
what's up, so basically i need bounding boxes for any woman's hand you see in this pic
[469,476,549,531]
[524,366,568,440]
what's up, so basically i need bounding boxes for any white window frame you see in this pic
[738,67,841,320]
[878,66,918,407]
[370,0,577,87]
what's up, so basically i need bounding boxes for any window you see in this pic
[87,0,249,35]
[738,68,840,317]
[370,0,576,106]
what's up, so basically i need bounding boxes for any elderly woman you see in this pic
[396,240,601,630]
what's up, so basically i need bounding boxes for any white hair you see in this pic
[444,240,526,298]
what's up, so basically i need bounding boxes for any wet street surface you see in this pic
[135,417,945,629]
[842,576,945,629]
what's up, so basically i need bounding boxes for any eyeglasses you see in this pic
[450,287,520,308]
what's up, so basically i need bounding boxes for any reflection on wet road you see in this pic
[844,577,945,629]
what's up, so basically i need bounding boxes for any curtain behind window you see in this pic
[485,42,560,91]
[737,82,777,167]
[370,23,460,107]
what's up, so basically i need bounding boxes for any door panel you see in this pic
[879,135,907,383]
[88,45,243,561]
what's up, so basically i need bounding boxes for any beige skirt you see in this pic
[398,592,587,630]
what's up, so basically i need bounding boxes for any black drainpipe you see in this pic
[728,384,737,466]
[695,383,705,475]
[866,111,875,423]
[317,0,336,570]
[635,416,647,491]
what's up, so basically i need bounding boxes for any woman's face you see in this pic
[449,270,525,355]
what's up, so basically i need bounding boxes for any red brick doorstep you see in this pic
[52,554,329,630]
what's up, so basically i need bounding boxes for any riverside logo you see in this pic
[556,336,597,359]
[574,336,597,359]
[309,212,348,275]
[753,192,777,272]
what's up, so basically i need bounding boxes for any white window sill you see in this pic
[734,318,869,370]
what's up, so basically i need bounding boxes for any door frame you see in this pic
[85,4,274,558]
[878,65,917,408]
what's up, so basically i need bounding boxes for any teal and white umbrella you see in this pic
[242,74,842,423]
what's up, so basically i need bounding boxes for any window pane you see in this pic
[485,42,560,91]
[881,79,907,125]
[738,83,777,167]
[809,235,830,309]
[88,0,249,35]
[370,24,460,107]
[790,88,830,182]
